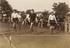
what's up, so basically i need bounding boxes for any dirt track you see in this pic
[0,22,70,48]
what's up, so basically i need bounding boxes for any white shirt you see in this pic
[25,14,30,22]
[26,14,30,20]
[48,15,56,21]
[3,14,7,17]
[11,13,18,18]
[17,14,21,19]
[26,14,30,18]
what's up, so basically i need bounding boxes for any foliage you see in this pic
[52,2,69,20]
[42,11,49,20]
[1,0,12,15]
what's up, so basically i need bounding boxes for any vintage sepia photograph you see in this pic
[0,0,70,48]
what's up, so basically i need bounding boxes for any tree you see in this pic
[42,11,49,20]
[26,9,31,14]
[52,2,69,21]
[1,0,12,21]
[26,9,34,14]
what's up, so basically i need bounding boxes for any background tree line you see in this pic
[0,0,70,22]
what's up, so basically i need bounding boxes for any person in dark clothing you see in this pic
[29,10,36,31]
[30,13,36,22]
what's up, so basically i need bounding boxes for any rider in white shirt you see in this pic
[11,10,18,23]
[11,12,17,18]
[25,14,30,22]
[17,12,22,22]
[48,12,57,31]
[48,14,57,22]
[48,12,57,32]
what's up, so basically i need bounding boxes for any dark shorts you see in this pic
[30,18,35,23]
[50,20,56,26]
[13,18,19,23]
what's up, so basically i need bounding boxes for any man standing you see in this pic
[48,12,57,33]
[29,9,36,31]
[11,10,18,29]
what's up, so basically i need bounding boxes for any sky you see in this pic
[6,0,70,12]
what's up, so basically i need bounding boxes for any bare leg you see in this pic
[50,26,54,34]
[30,22,34,31]
[41,21,43,28]
[22,21,25,26]
[38,22,40,28]
[13,22,16,29]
